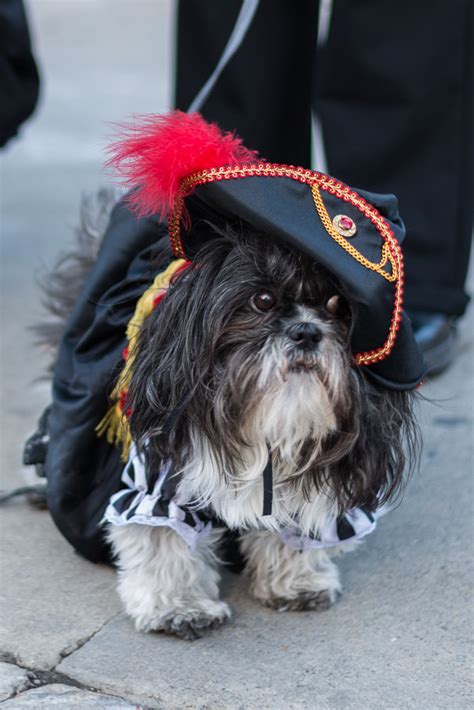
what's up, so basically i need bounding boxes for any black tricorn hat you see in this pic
[109,111,425,390]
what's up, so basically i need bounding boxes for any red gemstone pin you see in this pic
[333,214,357,237]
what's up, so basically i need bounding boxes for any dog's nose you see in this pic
[287,322,322,350]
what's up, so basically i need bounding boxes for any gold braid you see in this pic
[96,258,188,461]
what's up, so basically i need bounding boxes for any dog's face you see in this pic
[130,223,416,514]
[204,230,355,464]
[212,235,352,386]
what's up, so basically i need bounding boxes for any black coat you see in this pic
[46,203,171,562]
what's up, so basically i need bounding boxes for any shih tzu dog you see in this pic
[26,112,423,640]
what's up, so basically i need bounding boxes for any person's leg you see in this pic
[175,0,319,166]
[316,0,473,321]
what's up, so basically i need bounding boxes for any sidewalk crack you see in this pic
[0,658,157,708]
[57,610,122,663]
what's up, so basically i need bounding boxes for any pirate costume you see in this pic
[23,111,425,564]
[105,444,380,553]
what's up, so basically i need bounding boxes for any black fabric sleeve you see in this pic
[46,201,171,562]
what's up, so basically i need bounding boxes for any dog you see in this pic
[33,205,418,640]
[28,112,422,640]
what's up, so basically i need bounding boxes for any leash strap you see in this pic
[187,0,260,113]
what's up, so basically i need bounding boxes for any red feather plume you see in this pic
[106,111,259,217]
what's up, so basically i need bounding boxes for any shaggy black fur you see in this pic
[29,199,419,519]
[128,223,419,513]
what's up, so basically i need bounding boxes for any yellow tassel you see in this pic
[95,258,187,460]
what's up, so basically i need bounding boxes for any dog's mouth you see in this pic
[282,355,319,375]
[256,339,325,390]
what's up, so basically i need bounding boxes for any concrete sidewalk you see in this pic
[1,2,472,708]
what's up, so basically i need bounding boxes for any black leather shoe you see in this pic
[409,311,457,377]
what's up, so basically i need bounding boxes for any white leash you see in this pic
[188,0,260,113]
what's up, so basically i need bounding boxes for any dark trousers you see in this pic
[176,0,473,316]
[0,0,39,147]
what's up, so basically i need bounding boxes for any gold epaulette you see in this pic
[96,258,188,461]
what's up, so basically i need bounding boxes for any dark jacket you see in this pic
[0,0,40,147]
[46,203,170,562]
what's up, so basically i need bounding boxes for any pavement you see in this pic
[0,2,473,708]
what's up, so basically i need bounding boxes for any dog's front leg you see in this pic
[240,530,342,611]
[108,525,230,638]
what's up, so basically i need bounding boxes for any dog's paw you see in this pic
[162,605,230,640]
[134,599,231,639]
[265,587,339,612]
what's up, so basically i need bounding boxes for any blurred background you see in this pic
[0,2,472,706]
[1,0,175,489]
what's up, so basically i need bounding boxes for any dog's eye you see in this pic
[251,291,276,312]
